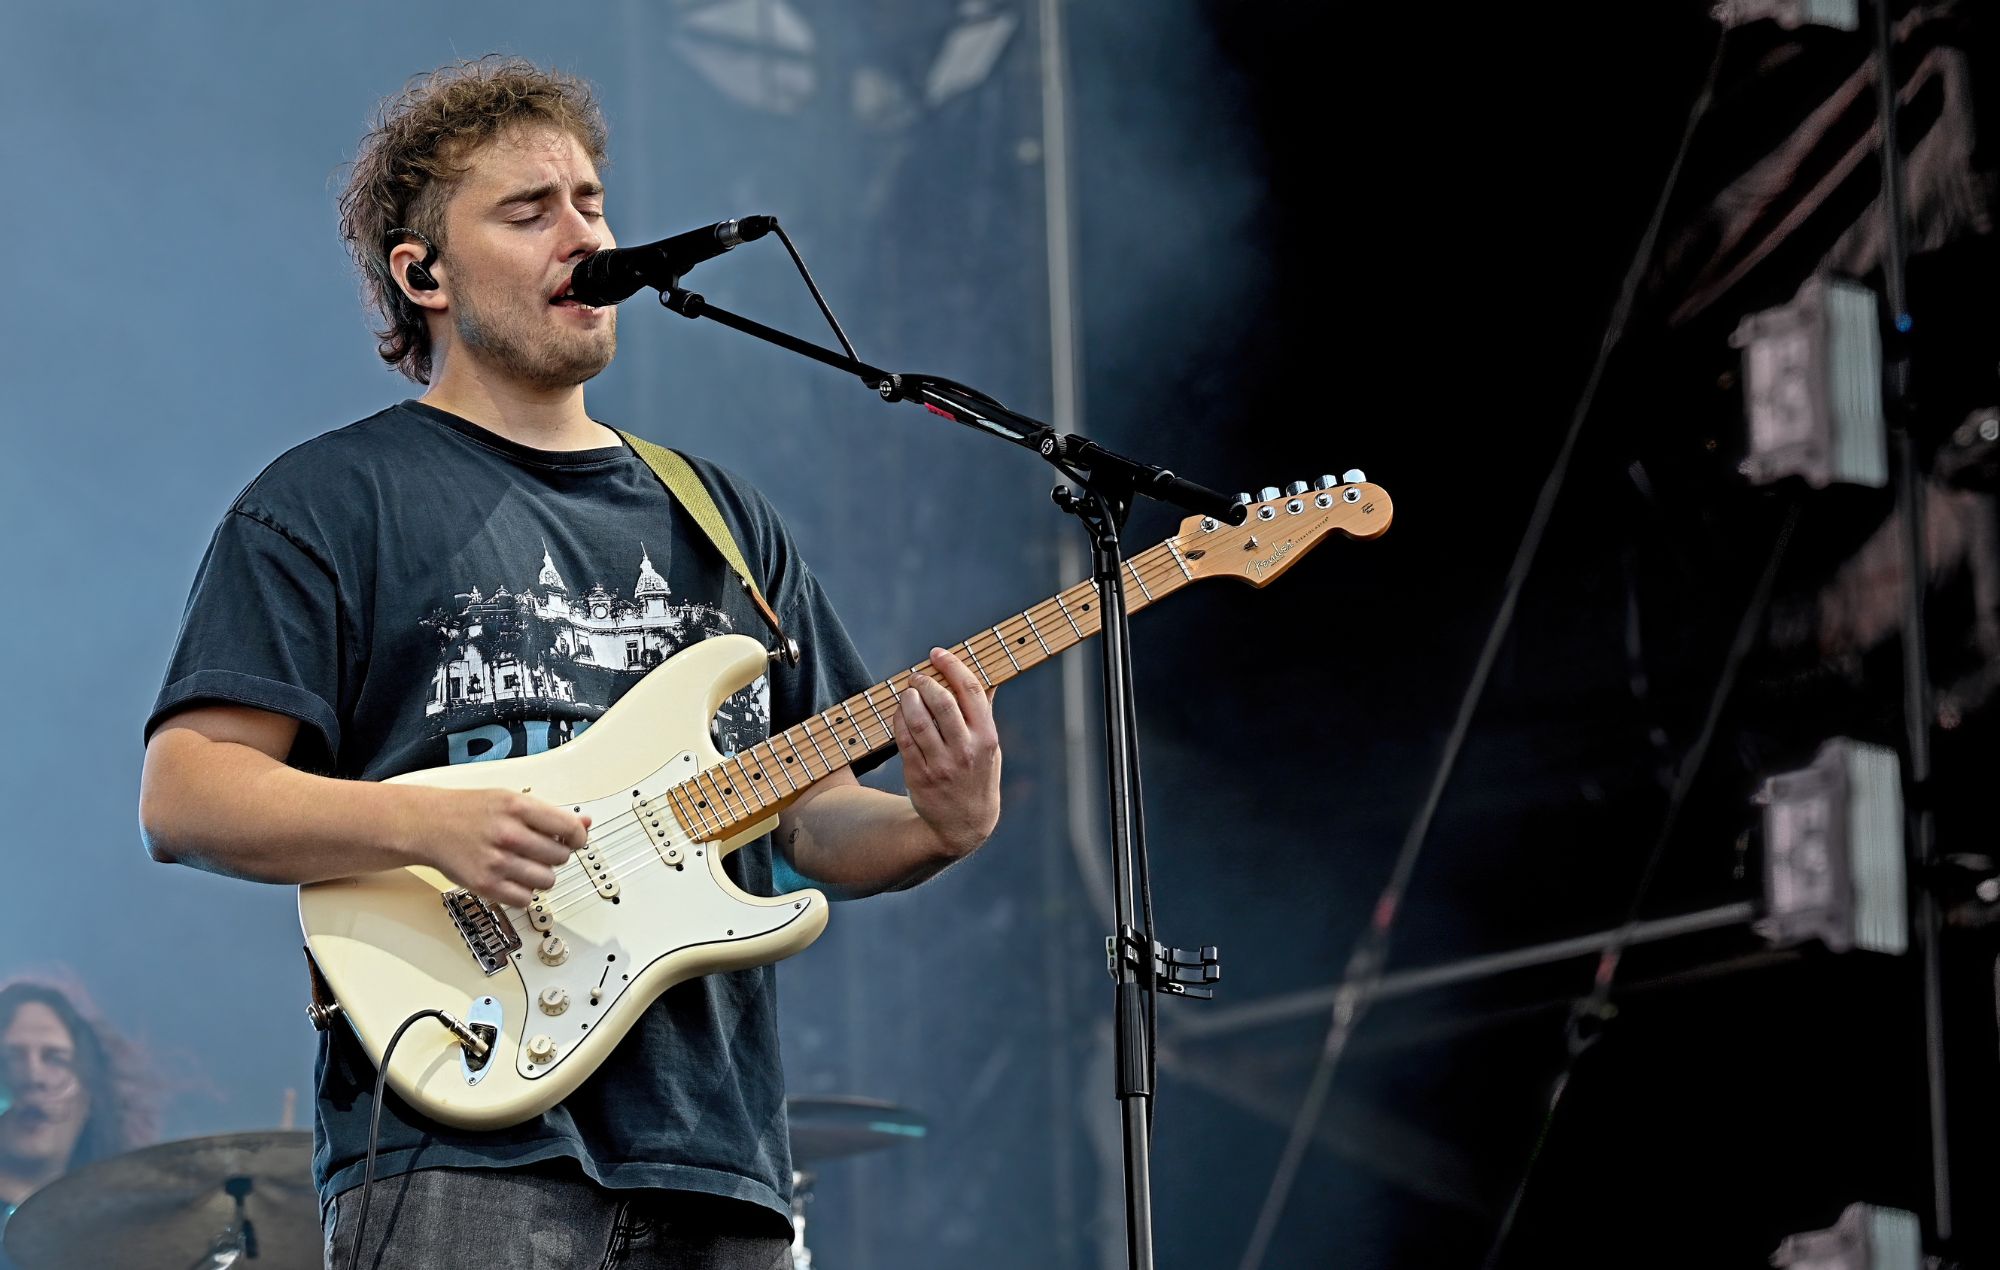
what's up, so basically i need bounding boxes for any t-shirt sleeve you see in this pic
[145,507,346,767]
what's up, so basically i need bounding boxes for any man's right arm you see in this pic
[139,705,587,907]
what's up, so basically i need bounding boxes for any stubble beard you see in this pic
[454,287,617,391]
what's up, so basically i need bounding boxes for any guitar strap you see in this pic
[615,430,801,667]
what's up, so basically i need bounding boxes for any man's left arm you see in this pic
[777,649,1001,896]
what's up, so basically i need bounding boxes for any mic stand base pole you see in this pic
[1060,479,1158,1270]
[1119,1095,1155,1269]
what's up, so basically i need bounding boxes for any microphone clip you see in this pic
[661,287,707,319]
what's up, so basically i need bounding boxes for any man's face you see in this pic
[0,1003,90,1174]
[435,125,617,391]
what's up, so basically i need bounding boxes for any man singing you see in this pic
[139,57,1001,1269]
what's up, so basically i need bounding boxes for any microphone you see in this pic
[567,215,776,306]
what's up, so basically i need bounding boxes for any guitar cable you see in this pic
[344,1008,489,1270]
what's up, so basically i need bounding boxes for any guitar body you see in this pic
[298,633,827,1130]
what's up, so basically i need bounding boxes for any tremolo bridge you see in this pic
[444,889,522,975]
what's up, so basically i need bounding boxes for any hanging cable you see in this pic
[1479,494,1801,1268]
[1234,26,1731,1270]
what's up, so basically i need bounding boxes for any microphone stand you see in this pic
[652,262,1242,1270]
[654,284,1245,525]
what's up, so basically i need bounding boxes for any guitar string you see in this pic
[488,531,1271,923]
[457,493,1350,948]
[519,544,1205,921]
[513,542,1206,922]
[509,539,1215,922]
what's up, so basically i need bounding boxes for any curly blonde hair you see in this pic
[337,57,610,384]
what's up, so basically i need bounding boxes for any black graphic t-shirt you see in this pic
[146,401,877,1223]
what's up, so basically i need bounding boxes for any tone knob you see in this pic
[525,1034,557,1064]
[1315,474,1338,490]
[1341,468,1367,485]
[1286,480,1309,496]
[538,986,570,1016]
[1257,486,1282,503]
[537,935,569,966]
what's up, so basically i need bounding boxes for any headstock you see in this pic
[1173,472,1392,587]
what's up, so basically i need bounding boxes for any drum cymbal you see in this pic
[4,1130,316,1270]
[786,1096,927,1165]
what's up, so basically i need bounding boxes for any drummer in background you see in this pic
[0,982,153,1268]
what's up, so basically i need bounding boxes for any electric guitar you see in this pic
[299,478,1393,1128]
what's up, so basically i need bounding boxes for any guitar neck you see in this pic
[661,538,1200,842]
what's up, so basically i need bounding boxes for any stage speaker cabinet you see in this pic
[1731,275,1888,490]
[1712,0,1859,32]
[1771,1202,1921,1269]
[1754,738,1907,955]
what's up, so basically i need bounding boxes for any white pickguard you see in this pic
[503,752,817,1081]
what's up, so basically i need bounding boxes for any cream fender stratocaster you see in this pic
[299,481,1393,1128]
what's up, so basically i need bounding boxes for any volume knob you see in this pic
[537,935,569,966]
[525,1034,558,1064]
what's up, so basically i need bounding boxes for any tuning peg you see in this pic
[1341,469,1366,485]
[1234,492,1252,508]
[1257,486,1281,502]
[1285,480,1309,496]
[1314,474,1338,491]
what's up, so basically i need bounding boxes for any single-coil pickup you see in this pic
[578,838,619,900]
[525,830,618,931]
[443,888,523,975]
[635,795,685,867]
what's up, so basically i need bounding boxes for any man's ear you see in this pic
[388,241,446,309]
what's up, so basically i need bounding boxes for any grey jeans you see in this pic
[323,1160,794,1270]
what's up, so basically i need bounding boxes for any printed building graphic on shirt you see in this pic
[422,543,768,764]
